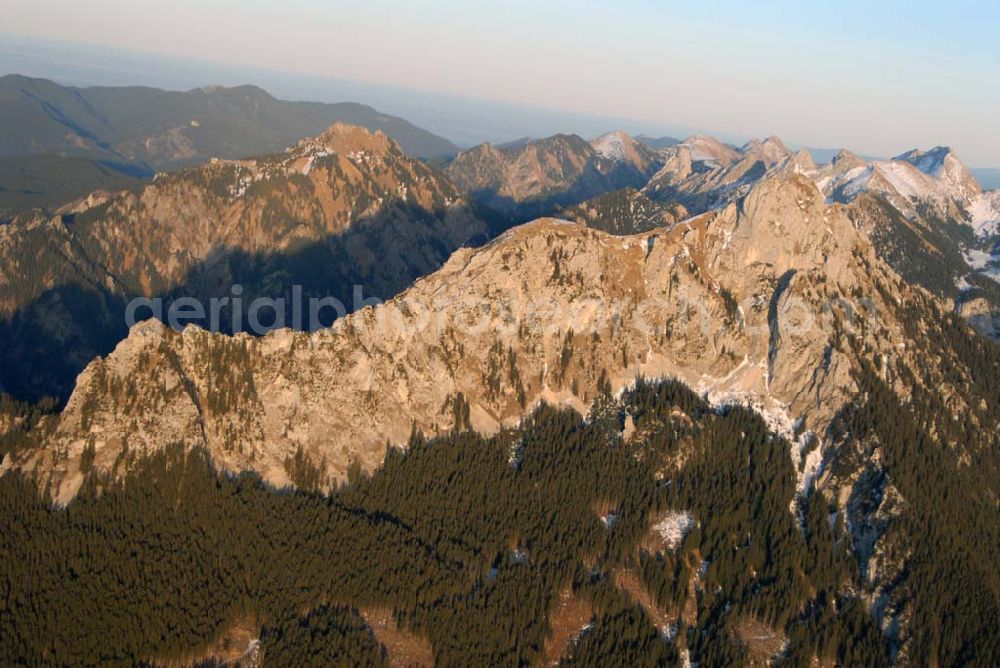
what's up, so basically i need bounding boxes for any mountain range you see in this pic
[10,172,969,501]
[2,120,997,435]
[640,134,1000,336]
[1,97,1000,665]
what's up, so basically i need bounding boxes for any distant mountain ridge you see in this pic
[446,131,663,222]
[0,74,459,219]
[634,134,682,150]
[0,74,459,163]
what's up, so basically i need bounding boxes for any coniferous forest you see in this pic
[3,342,999,666]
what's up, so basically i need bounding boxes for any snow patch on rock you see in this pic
[652,511,695,550]
[964,247,1000,281]
[969,191,1000,239]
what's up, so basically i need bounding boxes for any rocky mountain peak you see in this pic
[642,135,798,212]
[742,136,792,165]
[307,122,395,156]
[679,135,742,167]
[896,145,981,201]
[895,146,955,174]
[784,148,818,174]
[590,131,638,162]
[829,148,867,172]
[529,133,591,153]
[727,174,847,273]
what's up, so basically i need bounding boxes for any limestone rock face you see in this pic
[9,175,946,503]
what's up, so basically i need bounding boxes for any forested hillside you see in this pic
[3,364,998,665]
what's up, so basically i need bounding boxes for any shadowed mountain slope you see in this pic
[0,124,485,401]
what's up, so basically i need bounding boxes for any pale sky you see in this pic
[4,0,999,166]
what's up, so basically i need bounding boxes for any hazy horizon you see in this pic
[3,0,1000,167]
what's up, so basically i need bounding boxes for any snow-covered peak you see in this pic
[896,146,980,202]
[646,131,995,248]
[810,143,984,221]
[590,131,632,162]
[871,160,939,200]
[895,146,954,176]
